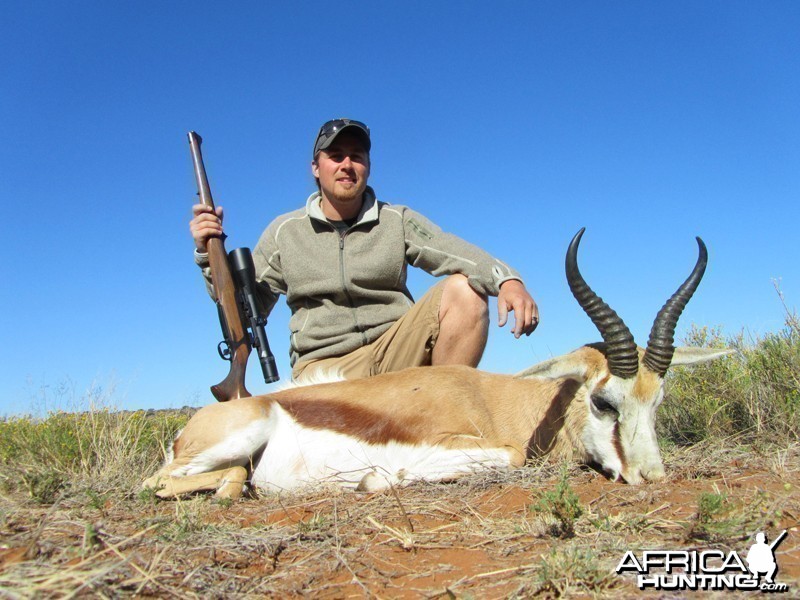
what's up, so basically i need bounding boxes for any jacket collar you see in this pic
[306,186,379,226]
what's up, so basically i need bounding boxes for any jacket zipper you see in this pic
[337,228,368,346]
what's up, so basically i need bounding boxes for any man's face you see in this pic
[312,131,370,206]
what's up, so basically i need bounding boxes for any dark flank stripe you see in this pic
[526,379,580,457]
[278,398,419,445]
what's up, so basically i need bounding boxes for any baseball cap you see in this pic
[313,118,371,158]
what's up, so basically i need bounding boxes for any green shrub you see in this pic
[688,491,748,543]
[660,316,800,446]
[531,467,584,538]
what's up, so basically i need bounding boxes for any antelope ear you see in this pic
[670,346,734,366]
[515,351,592,381]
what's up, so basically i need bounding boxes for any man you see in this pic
[190,118,539,381]
[746,531,784,584]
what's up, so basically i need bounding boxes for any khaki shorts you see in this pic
[292,281,445,381]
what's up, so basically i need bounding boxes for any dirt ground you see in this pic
[1,445,798,598]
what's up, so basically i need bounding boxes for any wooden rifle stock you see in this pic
[188,131,251,401]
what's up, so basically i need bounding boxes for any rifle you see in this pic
[769,530,788,551]
[187,131,279,402]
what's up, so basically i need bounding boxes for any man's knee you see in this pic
[440,274,489,321]
[433,276,489,367]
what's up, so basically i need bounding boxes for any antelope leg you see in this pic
[145,466,248,500]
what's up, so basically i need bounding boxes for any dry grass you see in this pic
[1,445,798,598]
[2,312,799,597]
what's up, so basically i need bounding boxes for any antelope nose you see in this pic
[641,465,666,482]
[621,463,665,484]
[622,470,643,485]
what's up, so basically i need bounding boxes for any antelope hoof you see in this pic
[142,474,166,492]
[215,466,248,500]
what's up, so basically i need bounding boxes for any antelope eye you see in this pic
[591,395,618,415]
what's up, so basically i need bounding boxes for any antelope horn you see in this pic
[566,228,639,379]
[642,237,708,376]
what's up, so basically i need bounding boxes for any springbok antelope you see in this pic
[144,229,731,499]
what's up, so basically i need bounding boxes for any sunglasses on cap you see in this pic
[313,118,371,157]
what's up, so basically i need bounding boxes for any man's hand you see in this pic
[497,279,539,338]
[190,204,225,253]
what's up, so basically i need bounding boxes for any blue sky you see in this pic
[2,2,798,415]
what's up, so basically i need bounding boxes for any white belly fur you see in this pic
[250,404,513,491]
